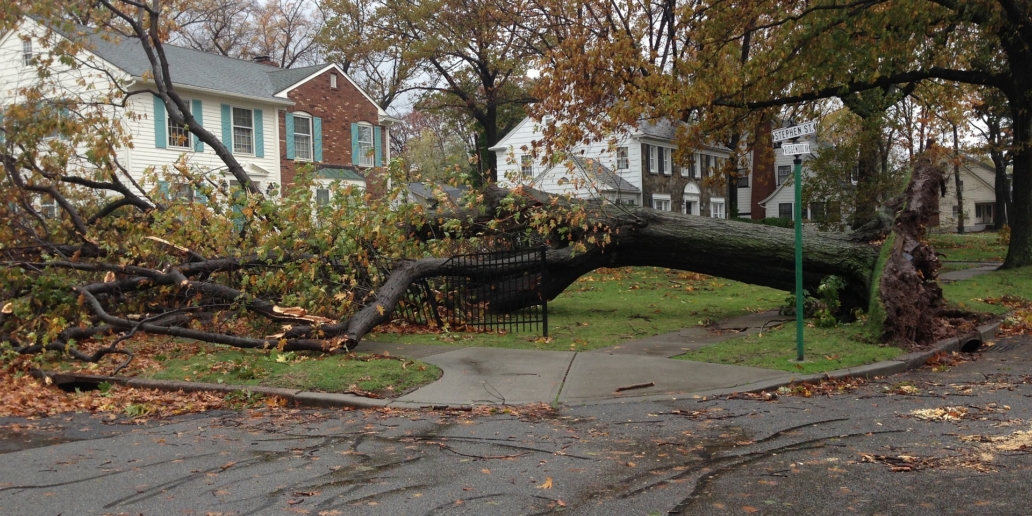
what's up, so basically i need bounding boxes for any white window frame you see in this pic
[293,113,313,161]
[232,107,254,155]
[168,102,191,149]
[652,193,671,211]
[710,197,726,219]
[520,155,533,178]
[616,147,629,169]
[357,123,374,167]
[316,187,330,206]
[172,182,194,202]
[23,40,33,66]
[777,165,792,186]
[330,73,338,89]
[40,196,56,218]
[779,202,793,220]
[662,147,672,176]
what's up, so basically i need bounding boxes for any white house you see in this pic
[937,157,1002,232]
[1,18,393,207]
[491,117,752,218]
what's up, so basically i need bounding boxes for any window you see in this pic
[316,188,330,206]
[737,172,749,188]
[330,74,338,89]
[232,107,254,154]
[643,144,656,174]
[777,165,792,185]
[168,103,191,149]
[23,40,33,66]
[293,115,313,161]
[652,194,671,211]
[521,155,533,178]
[40,197,56,218]
[683,184,700,215]
[710,197,726,219]
[779,202,793,220]
[975,203,994,224]
[616,147,629,169]
[660,147,672,175]
[357,124,374,166]
[683,154,698,178]
[952,205,960,217]
[172,182,194,202]
[810,202,827,222]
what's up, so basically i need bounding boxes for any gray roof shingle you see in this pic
[83,31,314,101]
[569,156,640,193]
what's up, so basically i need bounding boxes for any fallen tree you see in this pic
[0,2,955,364]
[2,149,948,356]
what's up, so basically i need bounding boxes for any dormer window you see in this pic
[23,40,33,66]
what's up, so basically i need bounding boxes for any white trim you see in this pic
[292,111,314,162]
[489,116,535,151]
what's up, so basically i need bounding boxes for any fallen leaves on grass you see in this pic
[0,372,229,420]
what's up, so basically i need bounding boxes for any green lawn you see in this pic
[366,267,785,351]
[927,232,1008,262]
[675,322,903,374]
[142,345,441,398]
[941,265,1032,314]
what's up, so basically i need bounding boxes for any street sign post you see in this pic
[771,122,815,363]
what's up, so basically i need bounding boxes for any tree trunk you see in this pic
[337,148,952,349]
[1003,107,1032,269]
[953,124,965,234]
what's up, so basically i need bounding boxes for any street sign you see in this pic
[782,142,810,155]
[771,121,817,142]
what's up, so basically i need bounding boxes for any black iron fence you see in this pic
[396,247,548,337]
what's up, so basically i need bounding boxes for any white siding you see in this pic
[2,19,282,194]
[124,92,282,189]
[938,163,998,232]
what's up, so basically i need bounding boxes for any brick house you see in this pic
[491,117,752,219]
[270,63,396,195]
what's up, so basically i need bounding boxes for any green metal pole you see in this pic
[793,155,804,361]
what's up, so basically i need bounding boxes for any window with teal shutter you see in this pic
[313,117,322,162]
[191,99,204,152]
[220,104,232,152]
[153,95,167,149]
[253,109,264,158]
[373,126,382,166]
[285,113,295,159]
[0,111,5,144]
[351,122,360,165]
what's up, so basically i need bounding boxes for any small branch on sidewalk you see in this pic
[615,381,655,392]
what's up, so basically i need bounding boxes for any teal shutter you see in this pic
[313,117,323,162]
[285,113,295,160]
[351,122,359,165]
[157,180,170,201]
[373,126,382,166]
[0,110,5,144]
[153,95,167,149]
[191,99,204,152]
[253,109,264,158]
[220,104,232,152]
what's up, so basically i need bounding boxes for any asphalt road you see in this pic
[2,335,1030,516]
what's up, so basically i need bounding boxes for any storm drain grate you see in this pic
[981,340,1026,353]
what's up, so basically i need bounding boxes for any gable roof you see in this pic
[535,156,640,193]
[268,64,327,93]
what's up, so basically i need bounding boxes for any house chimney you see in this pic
[252,55,279,67]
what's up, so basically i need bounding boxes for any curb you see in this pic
[566,321,1002,406]
[42,321,1001,411]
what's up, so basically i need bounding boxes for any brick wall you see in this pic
[750,122,776,219]
[278,68,379,188]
